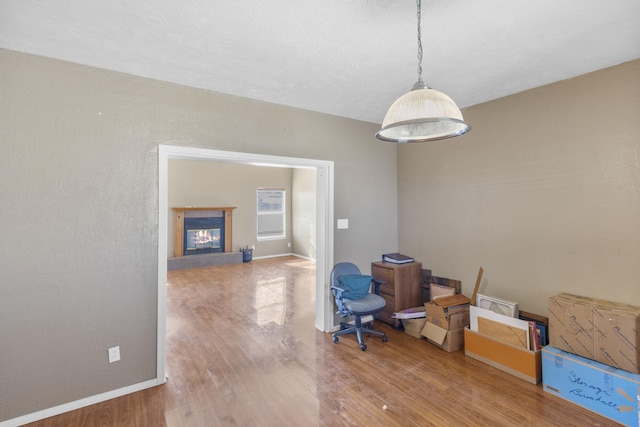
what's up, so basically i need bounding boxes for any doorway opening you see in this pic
[157,145,334,381]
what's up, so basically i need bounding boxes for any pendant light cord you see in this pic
[416,0,423,84]
[376,0,471,142]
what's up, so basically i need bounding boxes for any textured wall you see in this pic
[0,49,397,422]
[398,59,640,315]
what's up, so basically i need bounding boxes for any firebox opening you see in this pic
[186,228,220,251]
[183,217,225,255]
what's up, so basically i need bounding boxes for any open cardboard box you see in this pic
[422,294,471,352]
[424,294,471,329]
[464,327,541,384]
[422,323,465,352]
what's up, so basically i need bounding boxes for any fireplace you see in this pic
[183,217,224,255]
[172,207,236,257]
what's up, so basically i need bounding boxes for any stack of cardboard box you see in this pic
[542,293,640,427]
[421,294,471,352]
[548,293,640,374]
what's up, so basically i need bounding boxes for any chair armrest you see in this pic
[330,285,349,317]
[372,279,386,295]
[330,284,346,294]
[330,285,347,301]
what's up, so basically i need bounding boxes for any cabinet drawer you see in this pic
[377,299,396,325]
[377,300,400,327]
[372,265,395,295]
[378,291,394,309]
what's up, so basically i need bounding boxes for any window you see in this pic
[257,189,286,240]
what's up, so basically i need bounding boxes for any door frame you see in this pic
[157,144,334,382]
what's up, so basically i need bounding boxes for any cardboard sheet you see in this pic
[430,284,456,301]
[477,316,528,349]
[422,321,448,345]
[422,322,465,352]
[470,305,530,350]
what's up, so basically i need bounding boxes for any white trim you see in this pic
[289,253,316,262]
[253,253,295,260]
[255,235,287,242]
[251,249,327,262]
[315,160,334,331]
[0,379,161,427]
[157,145,169,384]
[256,188,286,240]
[251,253,315,261]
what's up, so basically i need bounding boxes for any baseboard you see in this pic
[253,252,294,260]
[1,377,165,427]
[290,253,316,262]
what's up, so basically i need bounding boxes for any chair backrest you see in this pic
[330,262,362,288]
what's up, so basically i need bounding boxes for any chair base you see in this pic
[332,316,387,351]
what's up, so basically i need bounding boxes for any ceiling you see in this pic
[1,0,639,124]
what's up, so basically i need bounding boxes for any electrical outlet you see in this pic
[108,346,121,363]
[251,245,255,250]
[288,242,291,247]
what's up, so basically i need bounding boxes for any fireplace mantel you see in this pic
[172,207,236,257]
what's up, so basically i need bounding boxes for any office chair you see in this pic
[330,262,388,351]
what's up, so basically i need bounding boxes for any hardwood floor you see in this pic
[25,256,616,426]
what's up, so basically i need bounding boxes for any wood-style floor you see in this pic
[26,256,616,426]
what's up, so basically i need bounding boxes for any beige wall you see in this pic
[0,49,397,423]
[398,59,640,316]
[168,160,296,258]
[292,168,317,259]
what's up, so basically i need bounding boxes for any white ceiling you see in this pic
[1,0,639,124]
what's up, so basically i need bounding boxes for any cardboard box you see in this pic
[542,345,640,427]
[422,322,465,352]
[464,327,541,384]
[426,308,470,330]
[549,293,640,374]
[424,294,471,330]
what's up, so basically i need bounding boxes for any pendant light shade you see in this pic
[376,81,470,143]
[376,0,470,143]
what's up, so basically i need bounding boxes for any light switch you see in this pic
[108,346,121,363]
[337,219,349,229]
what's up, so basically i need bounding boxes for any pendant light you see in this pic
[376,0,470,143]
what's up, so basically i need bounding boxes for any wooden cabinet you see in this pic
[371,261,423,328]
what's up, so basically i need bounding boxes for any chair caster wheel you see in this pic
[382,335,388,343]
[360,344,367,351]
[333,336,339,343]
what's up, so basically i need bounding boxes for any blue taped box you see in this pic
[542,346,640,427]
